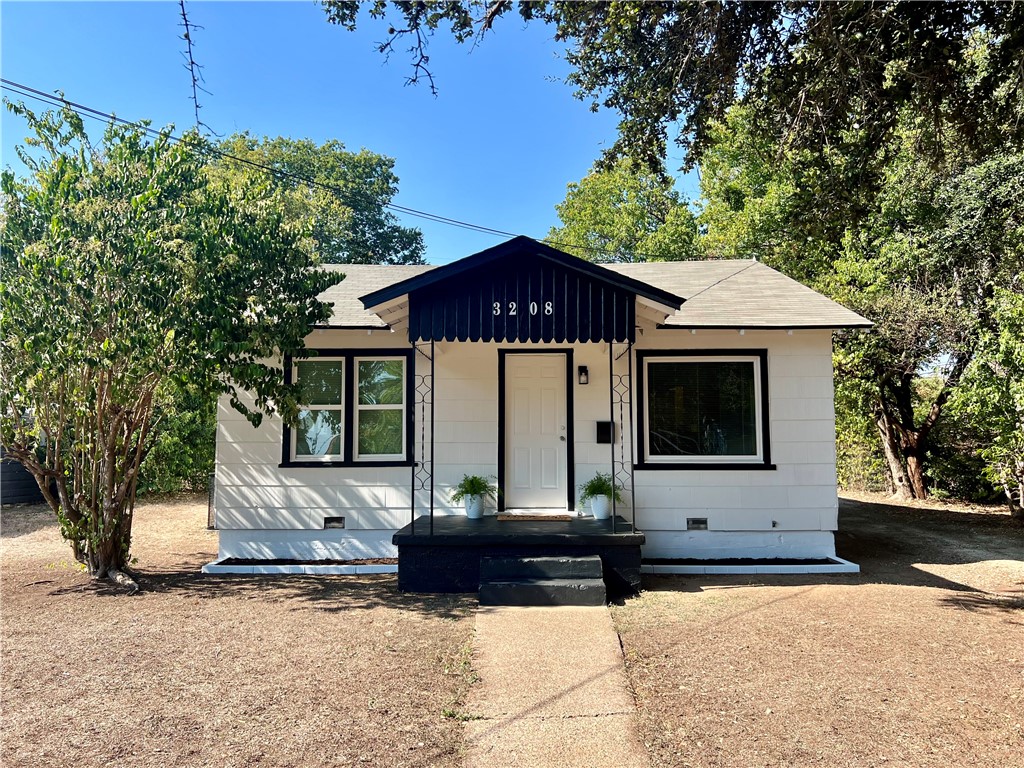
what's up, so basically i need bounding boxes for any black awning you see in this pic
[359,236,684,344]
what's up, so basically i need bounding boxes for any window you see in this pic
[284,349,413,467]
[355,358,406,459]
[294,360,344,459]
[637,351,772,469]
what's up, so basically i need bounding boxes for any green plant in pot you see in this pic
[578,472,624,520]
[450,474,499,519]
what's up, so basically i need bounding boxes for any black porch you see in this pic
[393,515,644,598]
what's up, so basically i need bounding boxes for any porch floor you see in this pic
[393,514,644,597]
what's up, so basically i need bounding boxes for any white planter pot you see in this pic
[464,494,484,519]
[590,495,611,520]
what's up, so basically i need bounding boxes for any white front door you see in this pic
[505,354,568,508]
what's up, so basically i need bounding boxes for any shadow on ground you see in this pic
[636,495,1024,615]
[46,567,476,620]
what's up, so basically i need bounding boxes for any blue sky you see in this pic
[1,1,695,264]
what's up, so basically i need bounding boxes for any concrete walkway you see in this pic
[463,606,650,768]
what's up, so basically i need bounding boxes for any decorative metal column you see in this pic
[609,340,635,534]
[410,341,434,536]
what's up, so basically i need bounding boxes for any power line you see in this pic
[0,78,695,262]
[0,78,518,239]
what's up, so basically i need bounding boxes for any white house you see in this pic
[208,237,870,592]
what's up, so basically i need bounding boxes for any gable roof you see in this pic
[316,242,870,331]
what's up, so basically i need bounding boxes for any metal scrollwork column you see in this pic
[610,341,635,534]
[410,341,434,536]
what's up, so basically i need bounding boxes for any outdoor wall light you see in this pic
[578,365,589,385]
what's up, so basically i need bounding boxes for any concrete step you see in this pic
[479,577,607,606]
[480,555,603,581]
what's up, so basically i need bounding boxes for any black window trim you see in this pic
[634,348,775,471]
[280,347,415,469]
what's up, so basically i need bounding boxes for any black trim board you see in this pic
[359,236,684,311]
[497,349,575,512]
[634,348,774,471]
[281,347,415,469]
[656,323,874,330]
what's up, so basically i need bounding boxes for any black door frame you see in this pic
[497,349,575,512]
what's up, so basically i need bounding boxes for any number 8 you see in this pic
[544,301,553,315]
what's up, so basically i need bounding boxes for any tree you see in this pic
[699,102,1024,500]
[0,102,342,590]
[213,133,424,265]
[948,288,1024,518]
[322,1,1024,170]
[547,158,698,262]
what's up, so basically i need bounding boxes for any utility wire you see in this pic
[0,78,518,238]
[0,78,696,261]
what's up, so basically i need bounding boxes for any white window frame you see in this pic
[292,357,345,462]
[643,355,763,464]
[353,356,407,461]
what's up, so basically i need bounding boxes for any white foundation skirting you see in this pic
[202,562,398,575]
[641,556,859,575]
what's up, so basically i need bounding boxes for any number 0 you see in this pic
[529,301,538,315]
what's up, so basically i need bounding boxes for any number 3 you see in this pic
[493,302,501,316]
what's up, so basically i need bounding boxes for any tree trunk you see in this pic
[901,430,929,500]
[875,408,913,500]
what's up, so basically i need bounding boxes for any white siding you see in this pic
[214,328,840,561]
[631,329,838,559]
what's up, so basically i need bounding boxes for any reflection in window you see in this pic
[646,359,759,460]
[295,361,343,458]
[356,359,405,458]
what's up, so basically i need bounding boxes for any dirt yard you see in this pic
[613,493,1024,768]
[0,496,475,768]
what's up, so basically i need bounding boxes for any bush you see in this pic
[138,386,216,494]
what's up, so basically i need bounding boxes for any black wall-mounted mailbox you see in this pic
[596,421,614,444]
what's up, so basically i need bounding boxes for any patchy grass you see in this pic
[1,496,476,768]
[612,495,1024,768]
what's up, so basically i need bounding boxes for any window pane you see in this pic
[296,409,342,457]
[358,409,403,456]
[297,361,343,405]
[648,361,757,457]
[358,360,404,405]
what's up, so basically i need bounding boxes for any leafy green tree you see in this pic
[323,1,1024,170]
[213,133,424,265]
[547,158,697,262]
[699,102,1024,500]
[948,289,1024,517]
[0,103,342,590]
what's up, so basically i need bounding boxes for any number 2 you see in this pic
[508,302,517,316]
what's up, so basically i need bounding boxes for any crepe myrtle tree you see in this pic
[0,102,343,591]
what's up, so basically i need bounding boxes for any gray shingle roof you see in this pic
[318,259,870,329]
[607,261,871,328]
[318,264,434,327]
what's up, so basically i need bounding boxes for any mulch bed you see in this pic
[218,557,398,566]
[643,557,838,566]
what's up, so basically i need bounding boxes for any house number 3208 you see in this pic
[492,301,553,316]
